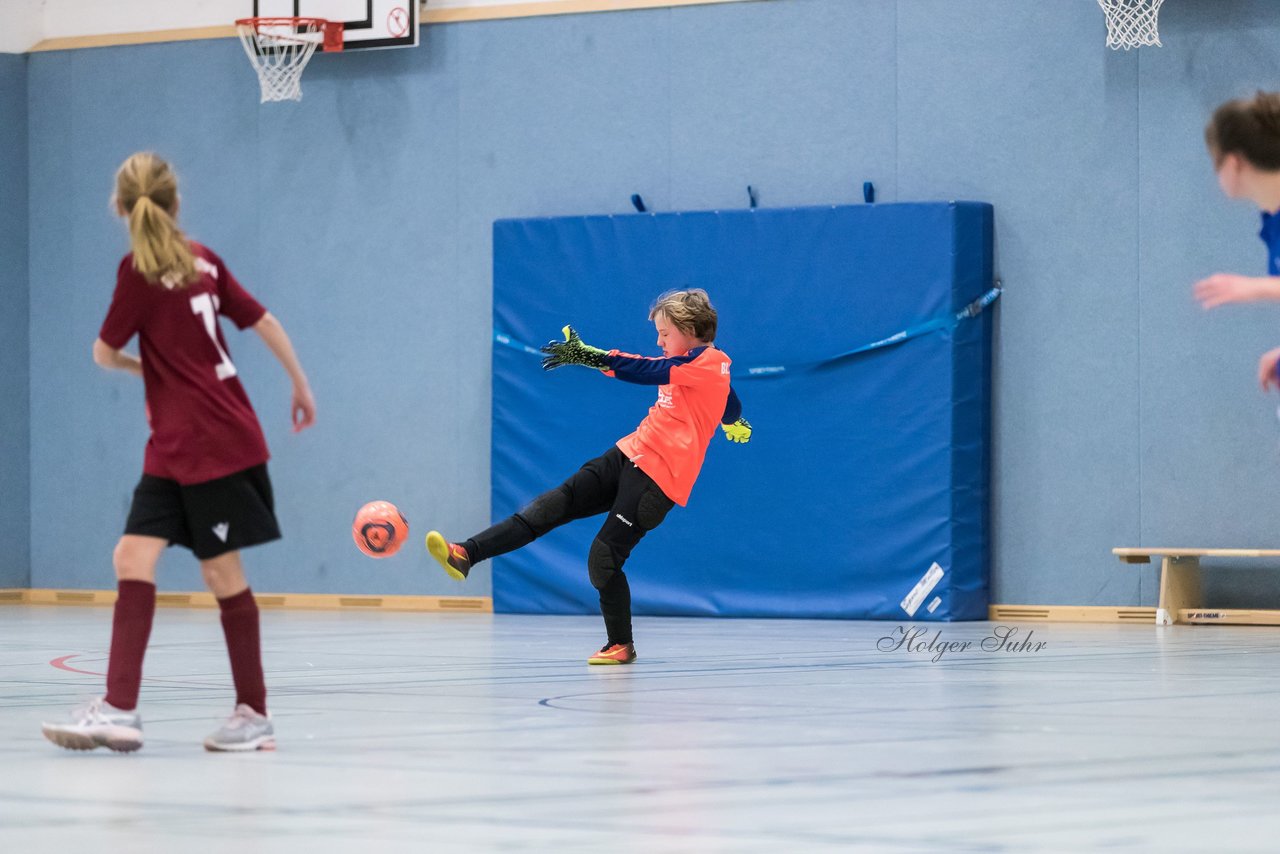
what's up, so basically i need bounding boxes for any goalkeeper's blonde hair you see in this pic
[114,152,197,287]
[649,289,717,343]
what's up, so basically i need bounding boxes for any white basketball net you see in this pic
[1097,0,1165,50]
[236,19,327,103]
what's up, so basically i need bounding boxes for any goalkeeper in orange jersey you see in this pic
[426,289,751,664]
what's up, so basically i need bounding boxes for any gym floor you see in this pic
[4,608,1279,852]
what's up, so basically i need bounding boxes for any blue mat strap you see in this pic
[493,332,544,357]
[494,285,1001,379]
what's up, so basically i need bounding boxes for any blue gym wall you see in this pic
[0,53,29,590]
[15,0,1280,606]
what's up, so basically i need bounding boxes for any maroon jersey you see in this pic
[99,243,270,485]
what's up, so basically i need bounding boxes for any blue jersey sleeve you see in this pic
[603,347,704,386]
[721,386,742,424]
[1261,211,1280,276]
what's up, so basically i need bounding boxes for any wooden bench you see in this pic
[1113,548,1280,626]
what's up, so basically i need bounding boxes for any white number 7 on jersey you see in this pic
[190,293,238,381]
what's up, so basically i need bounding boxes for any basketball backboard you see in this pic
[252,0,417,50]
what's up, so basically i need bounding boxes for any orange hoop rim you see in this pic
[235,17,343,51]
[235,16,330,30]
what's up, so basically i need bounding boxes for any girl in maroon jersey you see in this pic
[42,152,316,753]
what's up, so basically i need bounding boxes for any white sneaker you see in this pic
[204,703,275,752]
[42,697,143,752]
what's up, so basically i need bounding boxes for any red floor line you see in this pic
[50,654,105,676]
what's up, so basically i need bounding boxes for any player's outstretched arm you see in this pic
[252,312,316,433]
[92,338,142,378]
[1259,347,1280,392]
[540,325,609,371]
[1195,274,1280,309]
[719,386,752,443]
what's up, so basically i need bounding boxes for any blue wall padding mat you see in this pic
[491,202,994,620]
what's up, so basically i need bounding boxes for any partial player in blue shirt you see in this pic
[1196,92,1280,389]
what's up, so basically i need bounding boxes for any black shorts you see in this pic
[124,464,281,560]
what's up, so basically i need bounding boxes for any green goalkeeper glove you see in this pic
[540,325,609,371]
[721,417,752,444]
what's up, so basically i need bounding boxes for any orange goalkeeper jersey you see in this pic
[601,345,739,506]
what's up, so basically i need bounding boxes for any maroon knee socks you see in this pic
[104,580,156,711]
[218,588,267,716]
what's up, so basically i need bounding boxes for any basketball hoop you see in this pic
[1097,0,1165,50]
[235,17,343,103]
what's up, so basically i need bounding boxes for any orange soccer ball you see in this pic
[352,501,409,558]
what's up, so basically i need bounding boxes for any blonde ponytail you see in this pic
[114,153,197,287]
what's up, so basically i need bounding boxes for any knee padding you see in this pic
[518,486,571,536]
[588,538,621,590]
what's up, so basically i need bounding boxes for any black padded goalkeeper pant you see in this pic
[465,447,675,645]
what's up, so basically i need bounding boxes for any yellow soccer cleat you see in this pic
[426,530,471,581]
[587,642,637,665]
